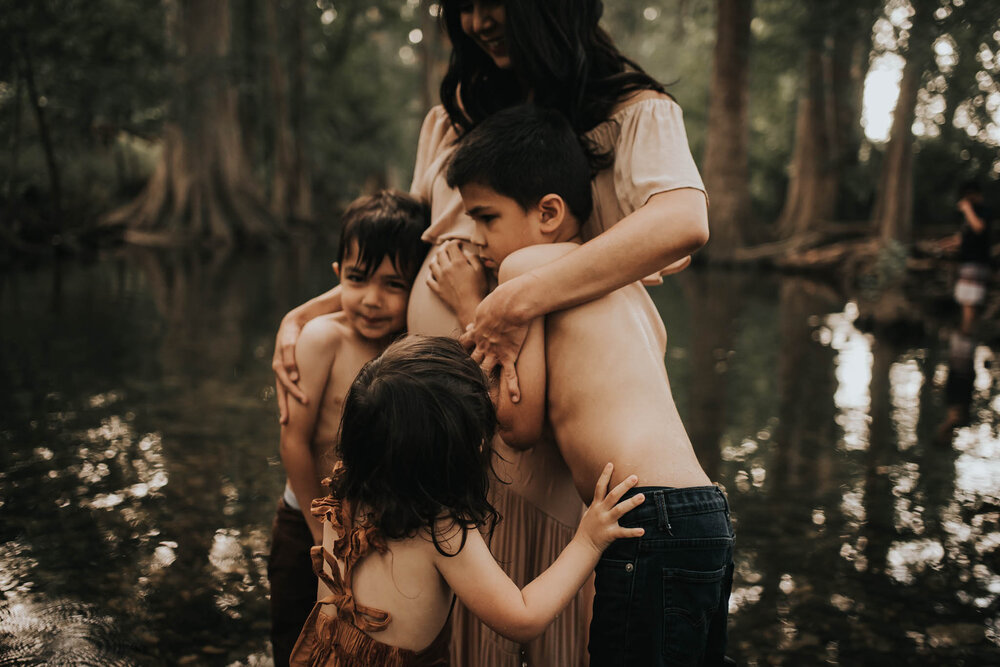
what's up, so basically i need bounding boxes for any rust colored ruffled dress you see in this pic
[289,468,451,667]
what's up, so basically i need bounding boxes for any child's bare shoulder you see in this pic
[498,243,578,282]
[297,312,355,358]
[416,518,488,562]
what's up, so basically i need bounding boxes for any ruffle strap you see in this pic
[310,546,391,633]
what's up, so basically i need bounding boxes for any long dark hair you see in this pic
[439,0,665,136]
[333,336,500,555]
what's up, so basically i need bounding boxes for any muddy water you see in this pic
[1,247,999,665]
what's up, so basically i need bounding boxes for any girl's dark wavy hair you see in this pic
[333,336,500,556]
[439,0,666,138]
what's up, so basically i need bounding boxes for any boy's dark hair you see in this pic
[446,104,594,224]
[338,190,431,283]
[959,181,983,199]
[334,335,500,556]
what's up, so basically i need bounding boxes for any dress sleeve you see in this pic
[410,105,454,201]
[613,98,706,215]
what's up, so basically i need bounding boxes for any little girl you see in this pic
[288,335,644,666]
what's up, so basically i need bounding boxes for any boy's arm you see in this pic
[427,240,490,329]
[958,198,986,233]
[493,248,553,448]
[273,285,343,424]
[280,318,339,544]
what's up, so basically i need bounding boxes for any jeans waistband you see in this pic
[621,485,729,521]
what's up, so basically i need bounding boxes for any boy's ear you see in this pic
[332,262,340,278]
[536,194,566,234]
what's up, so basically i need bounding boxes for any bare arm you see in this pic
[273,285,343,424]
[492,247,557,448]
[435,465,644,642]
[279,318,339,543]
[426,240,490,329]
[462,189,709,398]
[959,198,986,234]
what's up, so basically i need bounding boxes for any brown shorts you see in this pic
[268,498,318,667]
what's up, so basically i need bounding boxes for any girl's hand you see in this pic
[273,316,309,425]
[576,463,645,554]
[426,240,489,328]
[459,277,532,403]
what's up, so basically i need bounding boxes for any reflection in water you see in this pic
[0,246,326,664]
[4,257,1000,663]
[825,301,874,452]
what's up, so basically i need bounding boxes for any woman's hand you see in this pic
[641,255,692,286]
[459,276,535,403]
[273,316,310,424]
[576,463,645,554]
[426,240,489,328]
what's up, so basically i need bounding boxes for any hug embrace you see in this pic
[269,2,733,666]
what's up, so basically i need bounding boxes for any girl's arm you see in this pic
[272,285,342,424]
[461,188,708,401]
[434,464,644,642]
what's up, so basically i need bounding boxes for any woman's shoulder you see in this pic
[418,105,453,138]
[607,89,680,120]
[415,105,461,165]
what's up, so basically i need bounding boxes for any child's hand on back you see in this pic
[576,463,645,554]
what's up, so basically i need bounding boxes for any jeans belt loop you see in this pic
[719,487,731,518]
[654,490,672,535]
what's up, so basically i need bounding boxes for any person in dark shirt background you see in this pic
[953,181,993,333]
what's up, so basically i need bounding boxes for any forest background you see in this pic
[1,0,999,267]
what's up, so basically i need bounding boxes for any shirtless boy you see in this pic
[442,105,734,666]
[268,190,429,666]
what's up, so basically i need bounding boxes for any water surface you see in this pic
[1,248,999,665]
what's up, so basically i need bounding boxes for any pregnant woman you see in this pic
[273,2,708,665]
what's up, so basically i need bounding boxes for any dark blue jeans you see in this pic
[588,485,735,667]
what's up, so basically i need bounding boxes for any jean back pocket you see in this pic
[662,565,727,665]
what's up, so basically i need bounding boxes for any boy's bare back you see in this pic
[502,243,710,503]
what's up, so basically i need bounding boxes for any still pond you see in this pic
[2,244,999,665]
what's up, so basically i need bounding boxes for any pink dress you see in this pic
[409,95,706,667]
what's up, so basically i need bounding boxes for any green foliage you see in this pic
[0,0,168,233]
[3,0,999,251]
[603,2,716,156]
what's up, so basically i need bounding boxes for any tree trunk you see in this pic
[5,69,22,229]
[288,0,312,220]
[871,54,921,245]
[871,0,935,245]
[102,0,278,247]
[266,0,293,222]
[776,46,838,239]
[701,0,752,260]
[17,37,61,220]
[829,24,870,220]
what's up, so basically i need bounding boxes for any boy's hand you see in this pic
[273,316,309,424]
[427,240,489,328]
[459,278,532,403]
[576,463,645,555]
